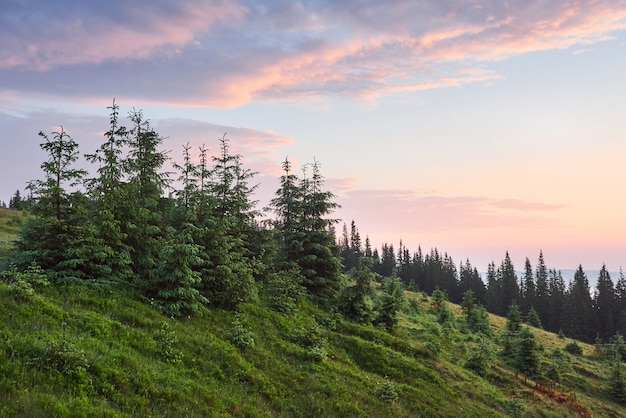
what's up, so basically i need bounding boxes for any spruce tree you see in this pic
[535,251,550,328]
[563,265,595,342]
[15,126,89,280]
[595,264,617,341]
[521,257,535,315]
[123,109,170,292]
[269,158,341,303]
[84,100,134,283]
[340,257,375,323]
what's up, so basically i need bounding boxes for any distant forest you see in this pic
[3,101,624,344]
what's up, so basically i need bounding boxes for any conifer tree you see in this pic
[535,251,550,327]
[595,264,617,341]
[375,276,405,331]
[340,257,375,323]
[547,268,566,333]
[499,252,519,315]
[16,126,89,280]
[563,265,594,342]
[485,262,501,314]
[269,158,341,303]
[521,257,535,315]
[513,327,542,382]
[84,100,134,282]
[122,109,170,291]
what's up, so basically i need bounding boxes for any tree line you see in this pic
[3,101,624,344]
[1,101,403,329]
[340,224,625,344]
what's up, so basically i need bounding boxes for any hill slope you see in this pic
[1,211,625,417]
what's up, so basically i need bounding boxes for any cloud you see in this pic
[335,189,566,234]
[1,1,625,106]
[0,0,246,70]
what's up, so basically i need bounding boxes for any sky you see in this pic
[1,0,626,276]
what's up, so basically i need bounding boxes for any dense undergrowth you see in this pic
[1,209,626,417]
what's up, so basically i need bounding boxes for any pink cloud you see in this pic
[0,0,247,70]
[1,1,625,106]
[335,189,566,234]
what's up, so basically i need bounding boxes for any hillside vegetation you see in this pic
[1,215,625,417]
[3,104,626,417]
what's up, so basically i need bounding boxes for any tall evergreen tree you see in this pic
[595,264,617,341]
[499,252,519,316]
[269,158,341,303]
[547,268,566,333]
[521,257,535,315]
[84,100,134,282]
[16,127,89,280]
[563,265,595,342]
[535,251,550,327]
[123,109,170,292]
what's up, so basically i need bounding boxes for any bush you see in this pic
[292,321,328,362]
[31,336,88,378]
[1,262,49,301]
[226,315,255,350]
[503,398,526,418]
[564,341,583,355]
[374,379,398,403]
[154,321,183,363]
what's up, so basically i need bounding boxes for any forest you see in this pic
[1,102,626,415]
[3,101,625,345]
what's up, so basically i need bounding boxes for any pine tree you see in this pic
[485,262,501,314]
[563,265,595,342]
[152,222,209,317]
[535,251,550,327]
[15,126,89,280]
[375,276,405,331]
[268,158,341,303]
[123,109,170,292]
[340,257,375,323]
[594,264,617,341]
[84,100,134,283]
[513,327,542,382]
[521,257,535,315]
[500,252,519,315]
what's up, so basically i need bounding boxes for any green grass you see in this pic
[1,212,626,417]
[0,208,24,261]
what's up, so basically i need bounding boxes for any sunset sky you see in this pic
[1,0,626,274]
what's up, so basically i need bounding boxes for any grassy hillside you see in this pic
[1,211,625,417]
[0,208,24,261]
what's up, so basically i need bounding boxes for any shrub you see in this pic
[564,341,583,355]
[154,321,183,364]
[31,336,88,378]
[503,398,526,418]
[1,262,49,301]
[292,321,328,362]
[374,379,398,403]
[226,315,255,350]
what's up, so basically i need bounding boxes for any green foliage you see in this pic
[526,306,542,329]
[464,336,496,378]
[503,398,527,418]
[154,321,183,364]
[31,335,89,380]
[374,379,398,403]
[292,320,329,362]
[262,268,305,315]
[467,305,492,336]
[512,327,543,380]
[1,262,49,300]
[564,341,583,355]
[226,314,256,350]
[375,276,405,331]
[340,257,376,323]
